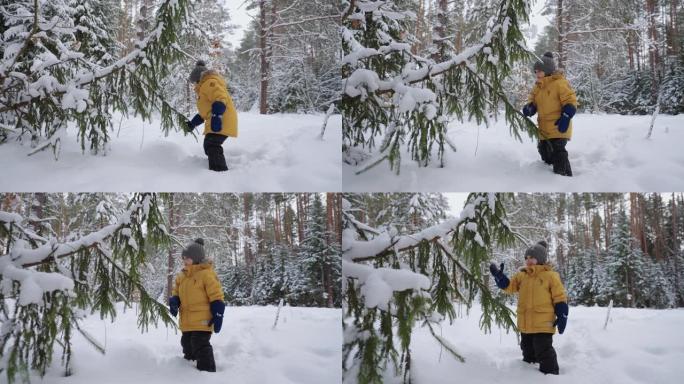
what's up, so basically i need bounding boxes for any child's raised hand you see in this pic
[489,262,504,277]
[489,262,510,289]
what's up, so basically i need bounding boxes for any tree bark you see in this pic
[244,194,253,266]
[325,193,336,307]
[259,0,270,114]
[557,0,564,68]
[166,194,175,298]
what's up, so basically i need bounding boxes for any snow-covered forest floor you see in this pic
[375,305,684,384]
[344,113,684,192]
[30,303,341,384]
[0,112,341,192]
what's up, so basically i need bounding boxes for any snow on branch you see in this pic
[342,260,429,311]
[343,195,489,261]
[0,199,147,306]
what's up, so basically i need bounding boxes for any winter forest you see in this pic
[0,192,342,383]
[0,1,342,191]
[342,0,684,190]
[1,0,339,150]
[342,193,684,383]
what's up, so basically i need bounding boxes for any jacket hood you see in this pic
[537,71,566,86]
[199,69,224,84]
[182,262,214,275]
[520,264,554,275]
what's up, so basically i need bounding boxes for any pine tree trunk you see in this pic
[325,193,335,307]
[556,194,566,272]
[413,0,424,54]
[296,194,305,244]
[274,197,282,244]
[557,0,564,68]
[259,0,269,114]
[244,194,253,266]
[672,0,680,57]
[627,32,635,70]
[336,193,343,245]
[166,194,175,298]
[645,0,660,99]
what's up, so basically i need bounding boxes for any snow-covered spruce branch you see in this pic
[342,193,519,383]
[2,202,142,269]
[341,0,357,21]
[424,318,465,362]
[0,21,165,114]
[343,195,497,262]
[0,0,193,154]
[341,0,534,172]
[0,194,174,384]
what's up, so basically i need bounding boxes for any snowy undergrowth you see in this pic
[28,303,341,384]
[0,112,341,191]
[378,305,684,384]
[344,113,684,192]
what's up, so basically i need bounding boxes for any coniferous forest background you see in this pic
[347,192,684,311]
[342,193,684,383]
[0,193,342,309]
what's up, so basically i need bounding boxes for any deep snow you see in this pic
[30,304,341,384]
[0,112,341,192]
[370,305,684,384]
[344,113,684,192]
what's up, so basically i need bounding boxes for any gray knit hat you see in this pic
[533,52,556,76]
[525,240,548,264]
[188,60,207,83]
[182,238,206,264]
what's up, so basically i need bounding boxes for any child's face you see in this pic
[183,257,193,267]
[535,70,545,81]
[525,256,538,266]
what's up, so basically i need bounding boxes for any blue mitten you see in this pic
[208,300,225,333]
[489,262,510,289]
[522,103,537,117]
[210,101,226,132]
[185,114,204,132]
[168,296,180,317]
[553,302,569,334]
[555,104,576,133]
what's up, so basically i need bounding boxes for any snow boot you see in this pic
[532,333,559,375]
[552,151,572,177]
[520,333,538,364]
[190,331,216,372]
[203,133,228,172]
[537,140,554,165]
[550,139,572,177]
[181,332,195,361]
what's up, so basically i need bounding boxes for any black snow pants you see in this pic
[520,333,559,375]
[181,331,216,372]
[537,139,572,177]
[203,133,228,172]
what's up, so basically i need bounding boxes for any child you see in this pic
[522,52,578,177]
[489,240,569,375]
[168,238,225,372]
[185,61,238,172]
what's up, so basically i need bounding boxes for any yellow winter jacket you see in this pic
[503,264,567,334]
[195,70,238,138]
[172,263,224,332]
[527,72,578,140]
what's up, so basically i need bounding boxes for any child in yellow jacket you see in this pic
[522,52,578,177]
[168,238,225,372]
[489,240,569,375]
[185,61,238,172]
